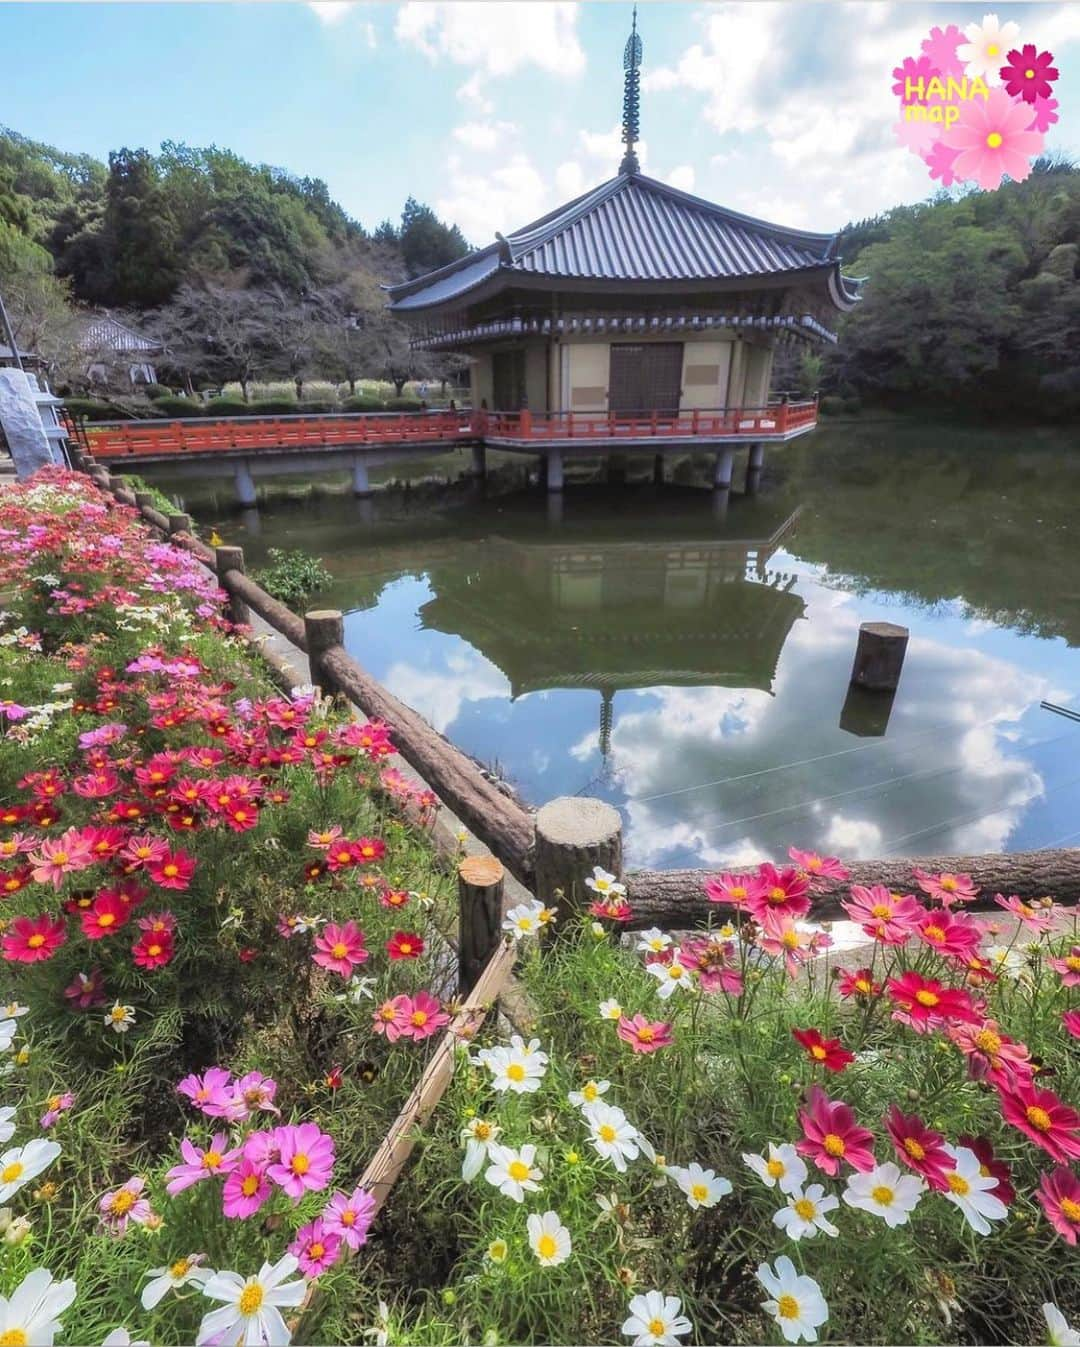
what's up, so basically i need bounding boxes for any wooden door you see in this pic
[608,342,683,415]
[492,349,526,410]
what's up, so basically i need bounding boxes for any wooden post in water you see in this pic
[457,854,506,994]
[850,621,909,692]
[215,546,249,626]
[303,609,344,698]
[534,796,622,925]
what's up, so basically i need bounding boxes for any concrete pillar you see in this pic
[653,454,664,486]
[471,444,486,479]
[351,456,372,498]
[234,458,257,508]
[712,487,730,521]
[546,491,564,526]
[713,447,734,489]
[237,507,261,537]
[547,449,564,493]
[0,369,55,478]
[749,442,765,471]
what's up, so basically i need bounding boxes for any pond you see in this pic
[175,420,1080,871]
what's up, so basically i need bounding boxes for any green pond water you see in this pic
[174,420,1080,871]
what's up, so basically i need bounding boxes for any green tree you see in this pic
[99,149,180,306]
[399,196,468,278]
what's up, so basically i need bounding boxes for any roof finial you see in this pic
[619,5,642,175]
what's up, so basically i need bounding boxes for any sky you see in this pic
[2,1,1078,246]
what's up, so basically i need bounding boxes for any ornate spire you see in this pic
[619,5,642,175]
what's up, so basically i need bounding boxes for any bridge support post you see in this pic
[712,487,730,521]
[547,449,564,493]
[234,458,257,508]
[471,444,486,480]
[351,456,372,498]
[653,454,664,486]
[748,442,765,471]
[713,447,734,489]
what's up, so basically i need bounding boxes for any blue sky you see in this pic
[3,1,1078,243]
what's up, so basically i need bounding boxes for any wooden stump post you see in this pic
[303,609,344,697]
[133,491,156,514]
[850,621,909,692]
[457,854,505,994]
[167,512,192,537]
[534,796,622,925]
[215,545,249,626]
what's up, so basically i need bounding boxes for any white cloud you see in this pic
[307,1,356,24]
[436,150,549,242]
[452,120,517,152]
[666,164,696,192]
[364,21,377,49]
[383,646,510,735]
[457,72,494,116]
[395,1,585,77]
[555,160,586,199]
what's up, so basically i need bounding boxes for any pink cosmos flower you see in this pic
[787,847,849,885]
[372,996,411,1043]
[79,722,128,749]
[289,1217,343,1277]
[887,970,982,1033]
[312,921,369,978]
[1029,95,1059,134]
[703,871,758,909]
[915,906,982,961]
[81,891,131,941]
[137,910,177,936]
[222,1157,271,1219]
[177,1067,234,1115]
[892,53,939,103]
[398,991,450,1041]
[64,968,106,1009]
[1063,1010,1080,1041]
[755,919,828,978]
[306,826,343,851]
[885,1106,952,1192]
[993,893,1054,932]
[680,935,742,995]
[841,885,922,945]
[912,868,978,906]
[30,828,96,888]
[616,1013,673,1054]
[1000,44,1059,104]
[99,1176,153,1234]
[921,24,965,79]
[322,1185,376,1251]
[796,1085,876,1177]
[267,1122,335,1199]
[2,913,67,964]
[148,848,196,890]
[942,88,1044,191]
[1049,947,1080,987]
[997,1081,1080,1163]
[746,863,811,930]
[40,1091,75,1129]
[1036,1167,1080,1245]
[224,1071,280,1122]
[120,834,170,869]
[165,1134,242,1195]
[948,1019,1033,1087]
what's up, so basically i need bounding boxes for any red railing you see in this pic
[85,400,818,460]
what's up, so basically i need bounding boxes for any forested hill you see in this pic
[830,158,1080,419]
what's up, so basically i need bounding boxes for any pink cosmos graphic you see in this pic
[892,54,939,103]
[921,24,965,80]
[942,88,1045,191]
[923,140,962,187]
[894,117,938,158]
[1029,95,1060,134]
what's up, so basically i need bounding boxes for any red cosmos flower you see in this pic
[1001,44,1059,104]
[1049,947,1080,988]
[303,861,326,883]
[788,847,850,884]
[379,888,410,911]
[796,1085,876,1176]
[121,834,169,869]
[792,1027,855,1073]
[841,885,922,945]
[0,865,33,897]
[30,803,61,828]
[704,871,759,909]
[64,967,107,1009]
[238,948,258,963]
[912,868,977,906]
[2,913,67,963]
[915,906,982,961]
[838,967,881,1000]
[224,801,259,833]
[957,1134,1015,1207]
[313,922,369,977]
[149,849,196,891]
[1036,1167,1080,1245]
[325,841,359,872]
[886,971,982,1034]
[387,931,424,961]
[73,768,122,799]
[993,893,1055,932]
[324,1066,343,1090]
[0,805,27,827]
[132,929,175,970]
[589,898,633,922]
[616,1013,674,1054]
[80,891,131,940]
[354,837,385,864]
[997,1081,1080,1163]
[1063,1010,1080,1041]
[746,863,811,930]
[885,1106,952,1191]
[948,1019,1033,1087]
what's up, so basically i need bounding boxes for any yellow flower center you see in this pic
[506,1063,526,1083]
[291,1153,310,1175]
[583,1083,598,1102]
[986,42,999,56]
[537,1233,557,1259]
[170,1258,193,1279]
[474,1123,492,1140]
[691,1184,709,1202]
[147,943,162,957]
[923,924,945,942]
[986,131,1003,149]
[810,1045,827,1061]
[331,943,348,959]
[110,1188,137,1215]
[871,1185,894,1206]
[508,1160,531,1182]
[202,1151,223,1170]
[903,1137,926,1161]
[1060,1198,1080,1223]
[636,1026,654,1042]
[1,1162,23,1184]
[52,852,69,866]
[598,1124,617,1143]
[27,934,45,949]
[162,864,178,877]
[781,930,800,949]
[110,1007,128,1022]
[1026,1106,1053,1132]
[649,1319,668,1337]
[855,978,872,994]
[1066,956,1080,972]
[768,886,787,903]
[947,1172,970,1197]
[730,886,746,900]
[98,912,116,928]
[47,1094,63,1111]
[241,1175,260,1197]
[411,1010,428,1027]
[238,1282,264,1316]
[0,1331,29,1347]
[766,1158,785,1179]
[793,1198,816,1220]
[342,1209,356,1225]
[823,1133,845,1157]
[309,1242,325,1260]
[777,1295,800,1321]
[974,1029,1002,1054]
[915,989,939,1007]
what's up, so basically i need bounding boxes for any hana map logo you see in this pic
[892,14,1060,191]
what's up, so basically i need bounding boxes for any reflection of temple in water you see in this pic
[415,508,805,759]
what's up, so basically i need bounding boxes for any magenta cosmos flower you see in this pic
[796,1085,876,1177]
[2,914,67,964]
[1036,1167,1080,1245]
[841,885,922,945]
[746,863,811,930]
[616,1013,673,1054]
[40,1092,75,1130]
[372,996,411,1043]
[177,1066,234,1115]
[787,847,849,885]
[398,991,449,1041]
[267,1122,335,1199]
[289,1216,343,1277]
[912,867,978,905]
[165,1133,242,1195]
[99,1176,153,1234]
[312,921,368,977]
[222,1157,271,1219]
[942,88,1044,191]
[1000,44,1059,103]
[224,1071,280,1122]
[1049,946,1080,987]
[322,1185,376,1251]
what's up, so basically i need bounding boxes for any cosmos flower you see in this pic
[667,1162,732,1210]
[796,1087,875,1177]
[942,87,1044,191]
[484,1143,543,1203]
[842,1162,924,1227]
[939,1144,1007,1235]
[1036,1167,1080,1246]
[141,1254,212,1311]
[772,1184,840,1241]
[1000,44,1059,103]
[616,1014,673,1054]
[755,1257,828,1344]
[621,1291,692,1347]
[527,1210,572,1267]
[791,1027,855,1073]
[957,13,1020,79]
[321,1185,376,1251]
[0,1268,77,1346]
[741,1143,807,1196]
[195,1253,306,1347]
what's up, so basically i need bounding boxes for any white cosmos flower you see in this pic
[334,975,376,1004]
[756,1255,829,1344]
[0,1108,15,1146]
[141,1253,212,1310]
[585,866,626,897]
[772,1185,840,1241]
[568,1079,610,1109]
[636,928,672,954]
[503,900,545,939]
[621,1290,692,1347]
[459,1117,501,1182]
[584,1101,640,1173]
[957,13,1021,78]
[1044,1303,1080,1347]
[646,959,692,1000]
[741,1143,807,1196]
[484,1143,543,1203]
[482,1042,547,1094]
[598,998,624,1021]
[105,1003,136,1034]
[941,1144,1008,1235]
[526,1209,572,1266]
[0,1267,77,1347]
[196,1252,306,1347]
[843,1163,924,1228]
[103,1331,150,1346]
[668,1162,732,1211]
[0,1022,15,1055]
[0,1139,62,1201]
[1,1003,28,1020]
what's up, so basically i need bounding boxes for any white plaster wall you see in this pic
[680,338,734,411]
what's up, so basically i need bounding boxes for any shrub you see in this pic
[249,397,302,415]
[142,383,172,402]
[153,395,207,418]
[62,397,120,422]
[297,399,339,414]
[819,394,845,415]
[252,546,333,605]
[343,395,386,412]
[841,396,862,414]
[202,398,253,417]
[385,396,423,412]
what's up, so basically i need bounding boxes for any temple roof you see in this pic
[387,172,860,315]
